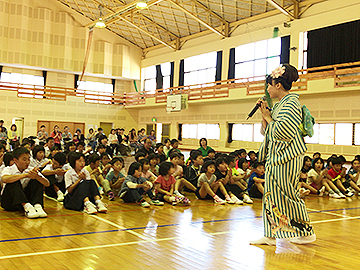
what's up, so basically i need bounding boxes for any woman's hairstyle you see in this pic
[159,161,174,176]
[53,152,67,166]
[89,128,94,132]
[313,157,324,168]
[110,157,124,167]
[237,158,248,170]
[128,162,142,176]
[201,160,215,173]
[10,124,17,131]
[266,64,299,91]
[32,145,45,159]
[150,129,155,134]
[164,138,170,144]
[199,138,207,147]
[68,152,85,169]
[54,125,59,129]
[313,152,321,157]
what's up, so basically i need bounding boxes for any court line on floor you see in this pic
[90,215,151,240]
[307,208,347,217]
[2,215,360,260]
[1,206,359,244]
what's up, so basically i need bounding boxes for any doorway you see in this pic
[99,122,113,137]
[162,124,170,143]
[13,117,24,142]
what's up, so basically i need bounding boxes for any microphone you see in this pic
[246,96,267,120]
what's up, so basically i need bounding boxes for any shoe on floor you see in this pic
[329,192,342,199]
[84,202,97,214]
[243,194,253,204]
[149,199,164,206]
[345,189,354,197]
[96,200,108,213]
[318,186,325,197]
[140,201,150,208]
[225,197,235,204]
[24,204,39,219]
[290,234,316,244]
[34,204,48,218]
[250,237,276,246]
[231,197,244,205]
[57,191,64,202]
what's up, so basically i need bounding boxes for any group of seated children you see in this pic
[299,153,360,199]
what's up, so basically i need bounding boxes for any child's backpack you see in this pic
[299,105,315,137]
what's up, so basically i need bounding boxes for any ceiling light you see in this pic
[136,0,147,9]
[95,18,106,28]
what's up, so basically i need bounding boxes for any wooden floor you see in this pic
[1,191,360,269]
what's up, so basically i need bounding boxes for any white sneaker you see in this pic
[84,202,97,214]
[214,196,226,205]
[231,196,244,205]
[318,186,325,197]
[299,188,310,198]
[225,196,235,204]
[57,191,64,202]
[96,200,108,213]
[174,190,184,197]
[24,204,39,219]
[34,204,48,218]
[290,234,316,244]
[329,192,342,199]
[250,237,276,246]
[345,189,354,197]
[98,187,104,195]
[243,194,253,204]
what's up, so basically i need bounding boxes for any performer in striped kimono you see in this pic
[250,64,316,245]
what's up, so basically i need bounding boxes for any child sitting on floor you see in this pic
[30,145,50,169]
[106,157,126,197]
[1,147,50,218]
[237,157,252,183]
[154,162,189,205]
[42,152,70,202]
[64,152,107,214]
[327,157,354,197]
[247,162,265,198]
[140,158,157,183]
[148,153,159,176]
[345,159,360,194]
[119,162,163,208]
[196,160,239,204]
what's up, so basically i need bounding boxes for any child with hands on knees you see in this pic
[64,152,107,214]
[42,152,70,202]
[154,162,190,205]
[247,162,265,198]
[345,159,360,195]
[1,147,50,218]
[196,160,237,204]
[106,157,126,197]
[169,152,196,201]
[119,162,163,208]
[327,157,354,197]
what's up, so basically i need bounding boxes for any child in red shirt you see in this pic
[327,157,353,197]
[154,162,190,205]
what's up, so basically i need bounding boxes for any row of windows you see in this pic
[0,73,114,104]
[181,123,360,146]
[143,37,283,92]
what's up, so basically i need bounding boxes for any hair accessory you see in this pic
[271,66,286,78]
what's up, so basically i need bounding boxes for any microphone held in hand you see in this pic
[246,96,267,120]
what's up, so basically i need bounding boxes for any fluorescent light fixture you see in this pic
[136,0,147,9]
[95,18,106,28]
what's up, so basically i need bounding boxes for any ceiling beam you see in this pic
[166,0,226,38]
[143,0,328,52]
[266,0,295,20]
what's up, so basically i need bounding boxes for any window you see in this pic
[184,52,217,87]
[335,123,352,146]
[0,72,44,98]
[182,124,220,140]
[304,123,319,144]
[355,124,360,145]
[298,31,308,70]
[234,37,281,81]
[77,81,113,104]
[161,62,171,90]
[253,123,265,142]
[143,65,156,93]
[232,124,253,141]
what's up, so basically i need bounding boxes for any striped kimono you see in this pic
[258,93,314,238]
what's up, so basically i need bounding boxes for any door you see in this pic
[99,122,113,137]
[162,124,170,143]
[13,118,24,142]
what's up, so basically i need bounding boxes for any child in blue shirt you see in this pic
[247,161,265,198]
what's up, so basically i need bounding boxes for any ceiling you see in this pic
[56,0,326,52]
